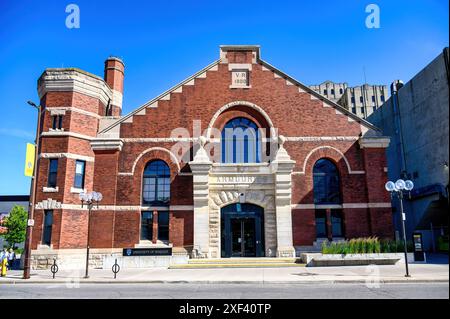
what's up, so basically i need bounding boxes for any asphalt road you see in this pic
[0,282,448,299]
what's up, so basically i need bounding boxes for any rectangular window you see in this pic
[371,95,376,102]
[339,88,343,94]
[51,115,63,130]
[331,89,335,95]
[140,211,153,240]
[323,89,327,95]
[351,97,355,104]
[360,107,365,114]
[315,210,327,238]
[42,210,53,246]
[47,159,58,188]
[381,95,385,102]
[74,160,86,189]
[359,96,364,103]
[158,211,169,241]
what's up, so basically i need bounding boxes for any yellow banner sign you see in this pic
[24,143,35,177]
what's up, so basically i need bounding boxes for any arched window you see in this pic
[142,160,170,205]
[221,117,261,163]
[313,159,341,204]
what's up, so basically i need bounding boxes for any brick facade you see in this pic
[31,46,393,256]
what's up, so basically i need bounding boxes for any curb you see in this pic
[1,279,448,285]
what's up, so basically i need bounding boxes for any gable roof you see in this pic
[259,59,379,131]
[99,49,379,135]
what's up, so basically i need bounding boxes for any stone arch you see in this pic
[302,146,358,175]
[209,190,275,210]
[130,147,180,176]
[206,101,277,139]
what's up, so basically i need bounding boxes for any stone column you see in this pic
[189,137,212,258]
[326,209,332,241]
[270,136,296,258]
[152,210,158,244]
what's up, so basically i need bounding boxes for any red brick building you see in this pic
[31,45,393,263]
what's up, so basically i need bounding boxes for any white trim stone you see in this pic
[39,153,95,162]
[90,139,123,151]
[291,203,392,209]
[359,137,391,148]
[35,198,62,210]
[70,187,86,194]
[41,131,94,141]
[42,187,59,193]
[38,69,112,107]
[46,106,101,119]
[228,63,252,71]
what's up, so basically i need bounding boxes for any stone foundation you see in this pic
[31,247,190,270]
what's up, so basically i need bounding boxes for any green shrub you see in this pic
[321,237,413,255]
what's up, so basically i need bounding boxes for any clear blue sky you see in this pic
[0,0,448,195]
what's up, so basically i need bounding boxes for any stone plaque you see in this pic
[231,69,249,87]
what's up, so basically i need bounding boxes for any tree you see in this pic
[1,205,27,249]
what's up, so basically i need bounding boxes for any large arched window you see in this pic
[142,160,170,205]
[313,159,341,204]
[221,117,261,163]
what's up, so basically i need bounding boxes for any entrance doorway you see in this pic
[221,203,264,257]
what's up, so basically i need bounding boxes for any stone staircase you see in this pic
[169,257,305,269]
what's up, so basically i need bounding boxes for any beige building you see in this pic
[309,81,388,118]
[308,81,348,103]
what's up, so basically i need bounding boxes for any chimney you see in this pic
[104,56,125,116]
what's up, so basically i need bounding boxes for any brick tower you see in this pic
[32,58,124,252]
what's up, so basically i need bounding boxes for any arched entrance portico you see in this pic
[221,203,265,257]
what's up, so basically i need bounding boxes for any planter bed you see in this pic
[301,253,415,267]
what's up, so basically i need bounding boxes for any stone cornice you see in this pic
[38,68,113,107]
[90,139,124,151]
[358,137,390,148]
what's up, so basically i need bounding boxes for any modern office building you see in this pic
[368,48,449,252]
[29,45,393,267]
[308,81,348,103]
[309,82,389,118]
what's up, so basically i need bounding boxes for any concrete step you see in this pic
[188,258,298,264]
[169,262,306,269]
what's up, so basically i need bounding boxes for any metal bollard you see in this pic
[112,258,120,279]
[50,258,59,279]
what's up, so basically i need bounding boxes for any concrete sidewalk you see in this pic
[0,262,448,285]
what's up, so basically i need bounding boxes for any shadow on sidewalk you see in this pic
[426,253,449,264]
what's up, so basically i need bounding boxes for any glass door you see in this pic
[243,218,256,257]
[230,218,256,257]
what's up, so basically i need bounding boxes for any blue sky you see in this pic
[0,0,448,195]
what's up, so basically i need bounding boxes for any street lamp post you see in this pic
[79,191,102,279]
[385,179,414,277]
[23,100,42,280]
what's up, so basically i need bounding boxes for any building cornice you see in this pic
[90,139,124,151]
[358,137,390,148]
[38,68,113,107]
